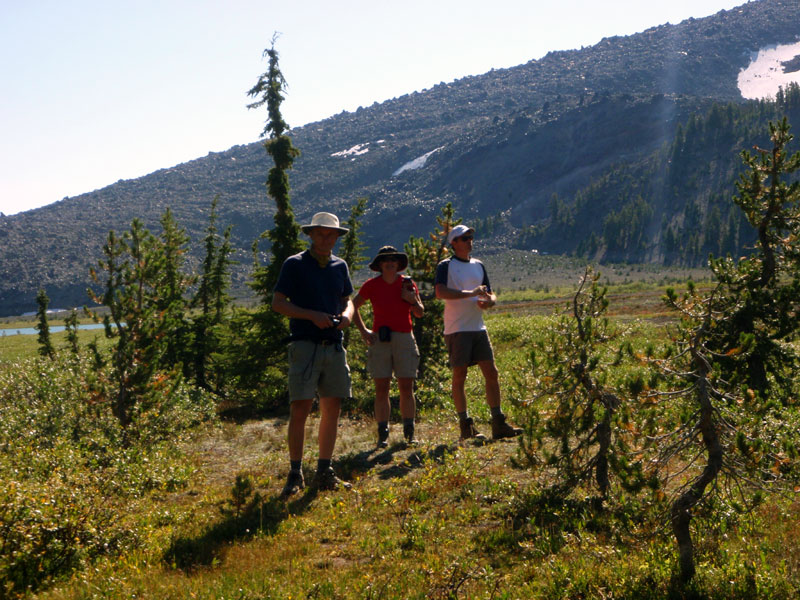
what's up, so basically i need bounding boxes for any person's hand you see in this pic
[470,285,488,297]
[477,296,495,310]
[336,314,351,330]
[401,279,418,304]
[360,328,377,346]
[475,287,494,309]
[310,311,335,329]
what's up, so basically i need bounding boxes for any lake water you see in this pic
[0,323,107,337]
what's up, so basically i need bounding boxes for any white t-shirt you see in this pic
[435,256,491,335]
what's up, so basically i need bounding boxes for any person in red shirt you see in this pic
[353,246,424,447]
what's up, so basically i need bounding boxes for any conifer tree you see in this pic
[652,119,800,582]
[156,208,193,373]
[64,308,80,355]
[35,288,55,359]
[340,197,369,348]
[707,117,800,400]
[404,203,456,390]
[225,38,305,405]
[89,217,184,432]
[246,36,304,294]
[340,197,368,275]
[518,268,647,499]
[192,197,234,391]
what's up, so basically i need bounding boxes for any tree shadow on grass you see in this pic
[163,489,316,571]
[164,438,465,571]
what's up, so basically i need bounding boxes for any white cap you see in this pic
[447,224,475,245]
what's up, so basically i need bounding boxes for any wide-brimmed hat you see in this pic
[300,212,349,235]
[447,224,475,245]
[369,246,409,272]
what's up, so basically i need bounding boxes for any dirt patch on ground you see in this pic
[185,414,526,499]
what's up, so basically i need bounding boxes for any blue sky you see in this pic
[0,0,747,216]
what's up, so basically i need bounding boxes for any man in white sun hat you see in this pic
[435,224,522,441]
[272,211,355,496]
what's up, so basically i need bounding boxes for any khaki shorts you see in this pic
[445,330,495,368]
[367,331,420,379]
[287,340,352,401]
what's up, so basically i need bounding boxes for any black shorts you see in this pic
[444,330,495,368]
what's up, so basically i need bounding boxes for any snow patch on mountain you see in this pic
[392,147,444,177]
[738,41,800,100]
[331,143,370,158]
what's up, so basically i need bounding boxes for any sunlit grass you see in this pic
[0,328,110,365]
[37,414,800,599]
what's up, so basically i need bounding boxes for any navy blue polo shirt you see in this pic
[274,250,354,342]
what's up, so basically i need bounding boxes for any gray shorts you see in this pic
[287,340,352,401]
[445,330,495,368]
[367,331,420,379]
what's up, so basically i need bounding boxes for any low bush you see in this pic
[0,353,215,595]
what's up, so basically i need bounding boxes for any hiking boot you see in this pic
[280,469,304,498]
[459,417,487,441]
[377,427,390,449]
[312,467,352,491]
[491,414,523,440]
[403,424,419,446]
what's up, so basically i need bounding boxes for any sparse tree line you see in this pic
[8,44,800,594]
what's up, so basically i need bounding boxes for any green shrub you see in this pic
[0,353,215,594]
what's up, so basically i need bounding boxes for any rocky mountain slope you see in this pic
[1,0,799,316]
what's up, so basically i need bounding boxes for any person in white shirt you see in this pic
[434,224,522,441]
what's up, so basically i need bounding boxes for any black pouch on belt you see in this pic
[378,325,391,342]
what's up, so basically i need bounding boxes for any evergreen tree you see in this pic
[191,197,234,391]
[339,197,369,348]
[156,208,193,374]
[89,217,183,432]
[225,38,306,406]
[246,36,304,294]
[64,308,80,355]
[404,203,456,395]
[709,117,800,399]
[651,119,800,582]
[35,288,54,359]
[518,268,647,499]
[339,197,368,275]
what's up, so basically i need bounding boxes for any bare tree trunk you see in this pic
[595,392,619,498]
[595,416,611,498]
[670,375,723,582]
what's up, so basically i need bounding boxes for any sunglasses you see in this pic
[455,235,473,242]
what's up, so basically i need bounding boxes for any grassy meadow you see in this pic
[0,325,111,367]
[1,268,799,599]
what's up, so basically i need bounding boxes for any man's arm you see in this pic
[476,262,495,308]
[272,292,334,329]
[435,283,489,300]
[337,296,354,330]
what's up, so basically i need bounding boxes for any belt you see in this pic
[287,335,340,346]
